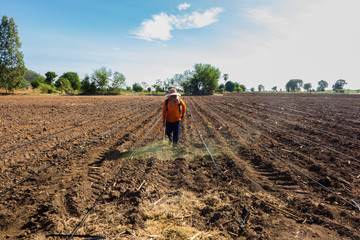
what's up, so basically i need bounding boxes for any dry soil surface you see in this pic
[0,94,359,239]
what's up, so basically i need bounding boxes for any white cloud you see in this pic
[173,8,224,29]
[133,7,223,41]
[178,3,191,11]
[133,12,174,41]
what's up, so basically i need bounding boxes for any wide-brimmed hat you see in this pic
[169,92,181,97]
[166,88,181,98]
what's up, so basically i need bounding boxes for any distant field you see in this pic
[0,94,359,239]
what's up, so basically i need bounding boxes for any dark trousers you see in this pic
[166,121,181,144]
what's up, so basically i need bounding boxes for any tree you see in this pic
[223,73,228,83]
[163,78,174,91]
[152,79,164,95]
[258,84,264,92]
[272,86,277,92]
[233,82,244,93]
[91,67,112,92]
[170,64,220,95]
[174,70,193,93]
[168,73,183,90]
[81,74,97,94]
[45,71,57,85]
[218,83,225,94]
[24,70,43,89]
[112,71,126,93]
[235,85,243,93]
[132,83,143,92]
[24,69,42,83]
[23,70,41,89]
[285,79,303,92]
[332,79,347,92]
[234,82,239,89]
[55,77,72,93]
[0,15,26,92]
[39,82,57,94]
[141,81,148,89]
[250,87,255,92]
[192,63,220,95]
[30,75,45,88]
[317,80,328,91]
[60,72,81,91]
[225,81,235,92]
[303,83,312,92]
[239,84,246,92]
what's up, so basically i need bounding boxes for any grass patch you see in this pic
[140,191,228,239]
[118,140,223,162]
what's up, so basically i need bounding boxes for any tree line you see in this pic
[283,79,348,93]
[24,67,126,95]
[248,79,349,93]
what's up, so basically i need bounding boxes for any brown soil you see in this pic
[0,94,359,239]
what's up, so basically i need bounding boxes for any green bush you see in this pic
[30,79,40,88]
[225,81,235,92]
[81,75,97,94]
[39,83,58,94]
[30,76,45,88]
[132,83,143,92]
[20,80,31,89]
[235,86,243,93]
[60,72,81,90]
[334,89,345,93]
[55,77,73,93]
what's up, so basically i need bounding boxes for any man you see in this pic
[162,88,186,146]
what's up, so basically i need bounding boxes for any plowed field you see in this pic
[0,94,359,239]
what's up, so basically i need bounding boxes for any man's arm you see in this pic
[162,101,167,126]
[181,100,186,119]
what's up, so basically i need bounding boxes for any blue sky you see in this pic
[1,0,359,90]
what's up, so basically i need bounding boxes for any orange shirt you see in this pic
[162,99,186,123]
